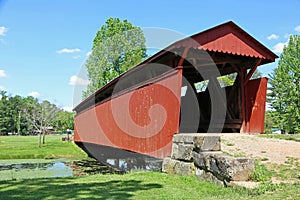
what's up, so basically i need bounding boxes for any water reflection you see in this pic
[76,142,163,172]
[0,161,69,171]
[105,157,162,172]
[0,159,119,181]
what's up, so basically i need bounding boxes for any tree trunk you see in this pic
[38,133,41,148]
[42,130,46,144]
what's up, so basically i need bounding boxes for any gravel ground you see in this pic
[221,133,300,164]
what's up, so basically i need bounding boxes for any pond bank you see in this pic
[0,158,122,181]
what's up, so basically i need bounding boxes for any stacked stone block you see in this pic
[162,133,255,186]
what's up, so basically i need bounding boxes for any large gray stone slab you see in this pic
[172,133,197,144]
[195,153,255,181]
[198,135,221,151]
[171,143,193,161]
[213,155,255,181]
[172,133,221,151]
[193,151,223,169]
[174,161,195,176]
[162,157,195,176]
[162,157,179,175]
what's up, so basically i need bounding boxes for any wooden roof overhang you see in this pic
[74,21,278,113]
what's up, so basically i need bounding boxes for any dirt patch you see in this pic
[221,133,300,165]
[221,133,300,186]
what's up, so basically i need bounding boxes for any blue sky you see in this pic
[0,0,300,111]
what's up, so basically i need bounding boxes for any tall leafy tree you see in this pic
[54,111,75,132]
[0,90,9,133]
[7,95,23,134]
[0,92,34,135]
[268,35,300,134]
[83,17,147,98]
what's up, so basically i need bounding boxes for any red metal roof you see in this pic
[169,21,278,61]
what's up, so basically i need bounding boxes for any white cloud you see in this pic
[69,75,90,86]
[0,85,6,91]
[0,26,7,36]
[28,91,40,98]
[295,25,300,33]
[86,51,92,57]
[267,34,279,40]
[62,106,73,112]
[56,48,81,54]
[273,40,289,54]
[0,69,6,77]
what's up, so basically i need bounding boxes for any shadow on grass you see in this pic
[0,176,162,199]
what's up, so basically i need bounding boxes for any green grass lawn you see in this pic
[0,135,87,159]
[0,172,299,200]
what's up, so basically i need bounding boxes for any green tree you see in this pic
[54,111,75,132]
[83,17,147,98]
[0,92,32,135]
[264,111,274,134]
[0,90,9,134]
[268,35,300,134]
[7,95,23,134]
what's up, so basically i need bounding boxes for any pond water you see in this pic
[0,159,121,181]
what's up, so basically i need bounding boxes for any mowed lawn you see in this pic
[0,135,87,159]
[0,172,299,200]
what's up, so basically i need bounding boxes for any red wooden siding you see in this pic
[74,70,182,158]
[242,78,268,134]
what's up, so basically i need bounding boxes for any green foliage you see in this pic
[264,111,274,134]
[0,91,74,135]
[268,35,300,134]
[249,161,273,182]
[53,111,74,132]
[217,73,237,87]
[83,17,147,98]
[0,92,29,134]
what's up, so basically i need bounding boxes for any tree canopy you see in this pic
[0,91,74,136]
[268,35,300,134]
[83,17,147,98]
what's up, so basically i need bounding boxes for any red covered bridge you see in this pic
[73,21,278,162]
